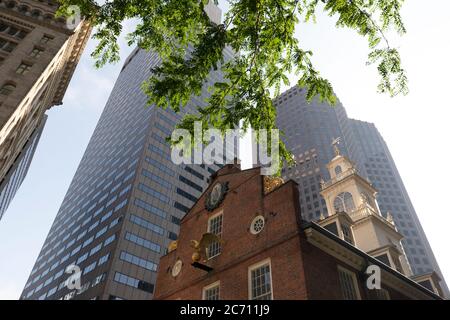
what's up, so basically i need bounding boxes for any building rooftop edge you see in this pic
[302,221,442,300]
[52,20,92,105]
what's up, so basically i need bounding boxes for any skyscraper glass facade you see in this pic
[20,42,235,300]
[350,120,447,283]
[275,85,448,295]
[0,116,46,220]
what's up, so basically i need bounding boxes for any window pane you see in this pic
[250,263,272,300]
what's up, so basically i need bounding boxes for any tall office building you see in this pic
[350,119,448,287]
[0,114,46,220]
[20,3,236,300]
[273,85,448,295]
[0,1,91,220]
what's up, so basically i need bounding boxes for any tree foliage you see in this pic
[58,0,408,169]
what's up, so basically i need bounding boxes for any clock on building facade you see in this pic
[205,181,229,211]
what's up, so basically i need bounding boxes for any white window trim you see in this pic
[207,210,223,260]
[428,281,439,295]
[339,223,354,244]
[208,210,223,224]
[337,265,361,300]
[248,258,273,300]
[202,280,220,300]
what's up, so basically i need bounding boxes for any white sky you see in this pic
[0,1,449,299]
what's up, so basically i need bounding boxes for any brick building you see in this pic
[154,158,442,300]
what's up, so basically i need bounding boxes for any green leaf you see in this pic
[59,0,408,174]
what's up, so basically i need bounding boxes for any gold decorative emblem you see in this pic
[168,240,178,253]
[263,176,284,194]
[332,137,342,156]
[190,233,222,263]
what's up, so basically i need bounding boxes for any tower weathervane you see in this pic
[332,137,341,156]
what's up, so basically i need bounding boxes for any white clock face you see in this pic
[206,182,228,211]
[172,260,183,277]
[210,184,222,204]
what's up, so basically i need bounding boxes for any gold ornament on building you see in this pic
[190,233,222,263]
[331,137,342,156]
[263,176,284,194]
[168,240,178,253]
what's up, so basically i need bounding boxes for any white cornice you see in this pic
[51,20,92,105]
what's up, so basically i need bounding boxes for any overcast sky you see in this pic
[0,1,449,299]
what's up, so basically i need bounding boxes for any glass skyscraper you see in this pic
[20,5,236,300]
[274,85,448,295]
[0,116,46,220]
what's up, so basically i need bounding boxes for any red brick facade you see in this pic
[154,164,440,300]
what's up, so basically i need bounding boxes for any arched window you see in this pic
[6,1,16,9]
[335,165,342,175]
[0,21,7,32]
[0,83,16,95]
[7,26,18,36]
[333,192,355,213]
[18,5,29,13]
[31,9,42,18]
